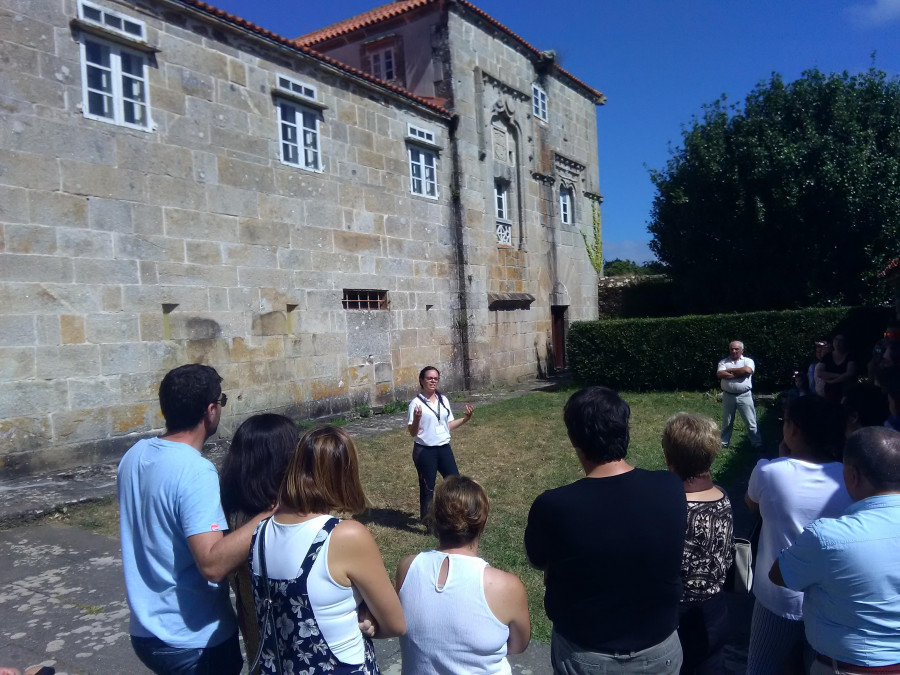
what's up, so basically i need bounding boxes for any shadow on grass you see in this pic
[358,507,423,534]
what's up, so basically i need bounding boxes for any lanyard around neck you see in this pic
[418,393,443,422]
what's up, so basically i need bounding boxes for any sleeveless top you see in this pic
[399,551,510,675]
[249,516,379,675]
[681,492,734,604]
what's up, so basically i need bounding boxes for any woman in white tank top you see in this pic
[395,476,530,674]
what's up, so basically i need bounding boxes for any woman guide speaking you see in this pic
[407,366,474,520]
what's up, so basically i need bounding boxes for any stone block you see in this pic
[84,313,141,344]
[149,82,186,116]
[165,115,211,151]
[384,215,411,239]
[116,135,193,179]
[114,233,184,262]
[0,185,29,224]
[61,161,145,201]
[0,148,60,190]
[374,361,393,384]
[157,262,237,288]
[165,208,240,243]
[0,415,51,455]
[110,403,150,435]
[34,313,59,345]
[58,315,85,345]
[228,287,257,311]
[208,287,229,311]
[218,156,275,193]
[278,249,311,271]
[228,58,247,86]
[0,346,35,380]
[3,224,57,254]
[140,261,158,284]
[222,243,277,269]
[120,372,161,401]
[168,313,227,340]
[185,337,230,365]
[50,407,111,445]
[68,376,123,410]
[305,201,343,231]
[206,184,258,218]
[85,198,131,234]
[334,231,383,256]
[146,174,207,211]
[0,253,72,283]
[238,219,291,247]
[0,379,68,418]
[57,228,114,258]
[185,240,223,265]
[73,258,138,284]
[237,266,291,291]
[139,313,164,342]
[100,340,186,376]
[210,126,268,159]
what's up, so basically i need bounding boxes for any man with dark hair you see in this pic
[770,427,900,674]
[118,364,270,674]
[525,387,687,673]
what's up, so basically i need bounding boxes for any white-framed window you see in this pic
[408,146,437,198]
[408,124,435,145]
[76,2,151,130]
[277,75,316,101]
[370,46,396,81]
[278,101,320,171]
[79,37,151,129]
[495,181,509,221]
[79,0,146,40]
[532,83,548,122]
[559,187,573,225]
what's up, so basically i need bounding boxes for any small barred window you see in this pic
[342,290,388,310]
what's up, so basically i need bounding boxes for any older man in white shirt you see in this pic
[717,340,762,449]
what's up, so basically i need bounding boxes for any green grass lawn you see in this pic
[44,389,774,643]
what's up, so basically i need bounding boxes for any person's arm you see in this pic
[773,527,824,592]
[331,520,406,638]
[394,553,417,593]
[448,404,474,431]
[188,510,271,583]
[717,366,734,379]
[768,559,786,587]
[744,494,759,513]
[831,360,858,384]
[523,496,551,571]
[729,366,753,376]
[407,404,422,437]
[484,568,531,655]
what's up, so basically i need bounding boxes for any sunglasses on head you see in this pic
[214,393,228,407]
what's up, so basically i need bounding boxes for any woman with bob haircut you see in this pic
[662,413,734,674]
[249,426,405,674]
[745,395,851,674]
[396,475,530,674]
[219,413,299,669]
[408,366,474,519]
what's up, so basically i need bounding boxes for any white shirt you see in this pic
[718,356,755,394]
[250,515,365,664]
[408,394,454,446]
[747,457,851,619]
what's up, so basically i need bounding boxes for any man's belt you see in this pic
[816,653,900,674]
[723,390,752,396]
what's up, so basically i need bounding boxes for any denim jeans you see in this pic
[721,390,762,447]
[412,442,459,519]
[551,628,682,674]
[131,631,242,675]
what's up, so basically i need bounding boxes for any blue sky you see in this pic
[210,0,900,263]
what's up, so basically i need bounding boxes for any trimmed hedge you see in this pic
[569,306,893,392]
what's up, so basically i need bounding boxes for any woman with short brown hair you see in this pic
[249,426,405,674]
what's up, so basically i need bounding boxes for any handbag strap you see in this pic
[248,517,282,675]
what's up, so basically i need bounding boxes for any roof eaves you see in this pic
[294,0,434,47]
[171,0,453,118]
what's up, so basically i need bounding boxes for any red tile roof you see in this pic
[176,0,453,117]
[294,0,432,48]
[294,0,606,104]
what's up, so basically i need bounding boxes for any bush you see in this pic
[569,306,892,392]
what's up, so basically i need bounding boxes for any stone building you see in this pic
[0,0,603,474]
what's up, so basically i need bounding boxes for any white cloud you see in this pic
[849,0,900,27]
[601,239,656,264]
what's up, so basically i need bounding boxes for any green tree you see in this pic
[649,68,900,313]
[603,258,641,276]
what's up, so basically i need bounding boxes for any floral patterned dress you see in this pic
[249,517,380,675]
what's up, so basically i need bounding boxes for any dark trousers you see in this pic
[677,592,728,675]
[131,631,242,675]
[412,442,459,519]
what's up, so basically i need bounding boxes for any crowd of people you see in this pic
[109,343,900,675]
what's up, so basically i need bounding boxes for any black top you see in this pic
[682,492,734,604]
[524,469,687,652]
[821,352,851,403]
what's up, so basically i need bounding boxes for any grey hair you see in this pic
[730,340,744,349]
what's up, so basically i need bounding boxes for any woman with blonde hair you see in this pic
[249,426,405,674]
[662,413,734,674]
[396,475,530,674]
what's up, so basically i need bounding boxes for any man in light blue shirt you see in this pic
[119,364,270,674]
[770,427,900,673]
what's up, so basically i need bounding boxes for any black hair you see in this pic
[784,395,844,461]
[418,365,451,419]
[844,427,900,492]
[158,364,222,433]
[563,386,630,464]
[843,384,890,428]
[220,414,298,519]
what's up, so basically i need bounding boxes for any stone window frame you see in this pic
[532,83,548,122]
[274,74,326,173]
[75,1,153,131]
[559,185,573,225]
[406,124,440,200]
